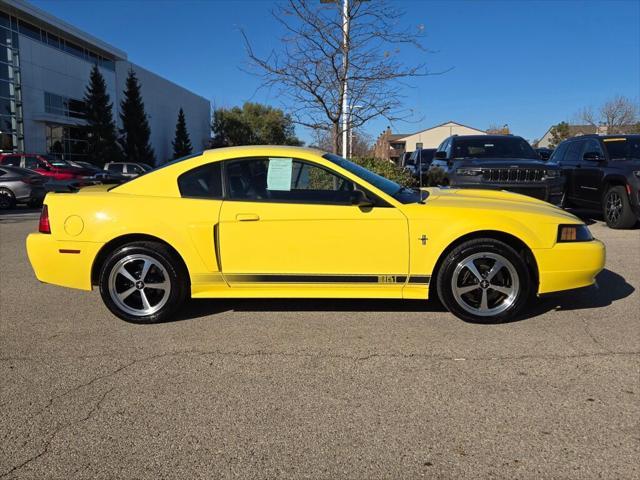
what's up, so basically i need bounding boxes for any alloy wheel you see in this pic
[108,254,171,316]
[606,192,623,224]
[0,192,12,209]
[451,252,519,317]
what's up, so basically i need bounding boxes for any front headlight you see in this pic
[455,168,483,176]
[544,169,561,179]
[557,224,593,242]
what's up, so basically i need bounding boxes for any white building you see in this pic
[1,0,211,164]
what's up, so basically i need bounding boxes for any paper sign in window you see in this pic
[267,158,293,191]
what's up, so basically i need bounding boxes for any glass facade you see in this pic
[44,92,86,119]
[46,124,88,161]
[0,11,115,71]
[0,11,23,153]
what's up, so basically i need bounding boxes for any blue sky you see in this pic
[31,0,639,143]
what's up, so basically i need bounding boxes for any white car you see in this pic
[104,162,153,178]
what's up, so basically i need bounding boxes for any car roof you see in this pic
[452,134,523,141]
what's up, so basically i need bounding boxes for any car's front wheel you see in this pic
[436,238,532,323]
[99,241,188,323]
[0,188,15,209]
[602,186,637,229]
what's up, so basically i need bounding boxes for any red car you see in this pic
[0,153,93,180]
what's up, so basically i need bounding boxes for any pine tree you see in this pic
[172,108,193,159]
[119,68,155,165]
[83,65,120,166]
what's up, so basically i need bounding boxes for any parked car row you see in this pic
[402,134,639,229]
[0,153,154,210]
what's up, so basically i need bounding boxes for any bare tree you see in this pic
[312,127,372,157]
[578,95,639,134]
[243,0,433,154]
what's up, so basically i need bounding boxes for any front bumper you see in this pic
[534,239,606,294]
[450,178,565,205]
[26,233,102,291]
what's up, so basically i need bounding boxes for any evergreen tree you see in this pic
[172,108,193,159]
[119,68,155,164]
[83,65,120,166]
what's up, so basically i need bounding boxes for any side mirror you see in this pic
[350,190,374,207]
[583,151,604,162]
[435,151,447,160]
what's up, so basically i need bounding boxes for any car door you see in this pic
[562,140,584,202]
[574,139,605,205]
[218,156,409,295]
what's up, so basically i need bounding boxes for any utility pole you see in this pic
[341,0,349,158]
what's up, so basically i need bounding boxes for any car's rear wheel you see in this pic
[602,186,637,229]
[436,238,532,323]
[99,241,188,323]
[0,188,15,209]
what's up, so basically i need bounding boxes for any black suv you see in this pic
[402,148,436,184]
[552,134,640,229]
[427,135,564,205]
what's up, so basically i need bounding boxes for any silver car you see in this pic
[0,166,47,209]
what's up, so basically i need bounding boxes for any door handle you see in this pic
[236,213,260,222]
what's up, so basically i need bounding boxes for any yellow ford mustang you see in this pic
[26,146,605,324]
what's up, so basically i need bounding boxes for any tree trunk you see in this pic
[332,122,340,155]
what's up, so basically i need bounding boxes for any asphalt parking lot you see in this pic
[1,209,638,479]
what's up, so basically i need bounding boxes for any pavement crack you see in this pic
[0,386,115,479]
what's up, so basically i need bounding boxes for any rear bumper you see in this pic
[534,239,606,295]
[26,233,102,291]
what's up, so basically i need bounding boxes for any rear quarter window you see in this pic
[178,162,223,199]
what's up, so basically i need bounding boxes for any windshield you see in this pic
[452,137,538,160]
[323,153,427,204]
[603,136,640,160]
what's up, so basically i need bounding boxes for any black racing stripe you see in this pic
[408,275,431,284]
[227,274,380,283]
[225,274,431,285]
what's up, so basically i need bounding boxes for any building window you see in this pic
[46,124,88,161]
[0,23,22,153]
[0,12,116,71]
[44,92,86,119]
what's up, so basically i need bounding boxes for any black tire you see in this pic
[98,241,188,323]
[27,198,43,208]
[0,187,15,210]
[602,186,637,229]
[435,238,533,324]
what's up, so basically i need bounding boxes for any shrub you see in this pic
[349,157,417,187]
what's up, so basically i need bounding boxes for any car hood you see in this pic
[419,187,580,222]
[453,157,556,168]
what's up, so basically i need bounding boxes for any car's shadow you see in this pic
[171,268,634,324]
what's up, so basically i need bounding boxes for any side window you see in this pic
[24,156,41,169]
[178,162,222,199]
[2,155,20,166]
[564,141,583,164]
[551,142,568,164]
[443,138,453,158]
[107,164,123,173]
[128,164,143,174]
[225,157,358,205]
[581,139,604,159]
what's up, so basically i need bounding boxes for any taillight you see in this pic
[38,205,51,234]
